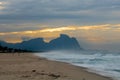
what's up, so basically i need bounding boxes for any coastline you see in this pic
[0,53,114,80]
[35,53,115,80]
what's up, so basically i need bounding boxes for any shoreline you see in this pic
[34,53,114,80]
[0,53,114,80]
[35,52,116,80]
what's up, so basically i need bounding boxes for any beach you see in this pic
[0,53,113,80]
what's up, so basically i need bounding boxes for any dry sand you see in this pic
[0,53,113,80]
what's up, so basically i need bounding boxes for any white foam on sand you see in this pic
[35,50,120,80]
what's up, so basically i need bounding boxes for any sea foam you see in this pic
[35,50,120,80]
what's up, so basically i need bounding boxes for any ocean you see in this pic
[35,50,120,80]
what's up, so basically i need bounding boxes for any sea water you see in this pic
[35,50,120,80]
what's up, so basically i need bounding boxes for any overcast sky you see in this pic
[0,0,120,31]
[0,0,120,51]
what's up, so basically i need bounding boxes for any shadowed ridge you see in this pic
[0,34,82,51]
[48,34,82,50]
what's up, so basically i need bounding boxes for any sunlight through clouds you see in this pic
[0,24,120,36]
[40,27,76,32]
[0,24,120,43]
[0,0,120,51]
[0,2,5,10]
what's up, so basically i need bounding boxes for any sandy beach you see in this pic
[0,53,113,80]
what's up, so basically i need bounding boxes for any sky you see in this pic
[0,0,120,51]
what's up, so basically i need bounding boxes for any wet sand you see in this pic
[0,53,113,80]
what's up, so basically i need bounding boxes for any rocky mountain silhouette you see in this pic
[0,34,82,51]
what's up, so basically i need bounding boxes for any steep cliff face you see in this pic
[48,34,81,50]
[0,34,82,51]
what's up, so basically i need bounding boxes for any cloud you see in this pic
[0,24,120,35]
[0,0,120,51]
[0,0,120,24]
[0,24,120,36]
[0,23,120,51]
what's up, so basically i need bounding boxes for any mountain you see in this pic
[0,34,82,51]
[0,38,47,51]
[48,34,81,50]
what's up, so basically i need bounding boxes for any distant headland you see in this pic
[0,34,82,52]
